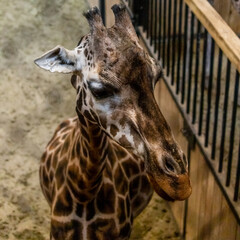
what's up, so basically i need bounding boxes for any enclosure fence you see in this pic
[114,0,240,226]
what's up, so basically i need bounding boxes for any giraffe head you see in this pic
[35,5,191,201]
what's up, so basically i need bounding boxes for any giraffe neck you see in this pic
[66,110,109,203]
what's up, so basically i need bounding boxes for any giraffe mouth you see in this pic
[147,172,192,201]
[154,187,175,201]
[147,174,175,201]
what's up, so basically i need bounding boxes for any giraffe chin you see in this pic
[147,173,192,201]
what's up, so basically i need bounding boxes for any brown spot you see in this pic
[52,147,60,169]
[119,223,131,238]
[117,197,126,224]
[96,113,105,126]
[46,154,52,172]
[104,162,113,179]
[49,137,61,150]
[59,120,70,130]
[84,110,95,122]
[71,75,77,88]
[84,48,88,57]
[51,219,83,240]
[140,175,151,194]
[78,113,87,126]
[55,158,67,189]
[129,176,141,199]
[81,126,90,142]
[132,195,145,208]
[60,136,70,155]
[110,124,119,137]
[41,151,47,163]
[53,187,73,216]
[76,203,83,218]
[41,167,49,190]
[107,145,116,168]
[114,165,128,194]
[86,200,95,220]
[49,170,54,182]
[96,183,115,213]
[119,135,131,148]
[122,159,139,178]
[87,218,117,239]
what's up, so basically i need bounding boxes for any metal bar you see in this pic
[226,70,239,186]
[143,0,147,32]
[192,20,201,124]
[219,59,231,172]
[204,37,215,147]
[167,0,172,76]
[176,0,183,94]
[150,0,154,45]
[198,29,208,135]
[234,138,240,201]
[158,0,162,60]
[154,0,158,53]
[211,48,223,159]
[171,0,178,85]
[162,0,167,67]
[147,0,150,38]
[181,4,189,104]
[99,0,106,25]
[186,12,194,114]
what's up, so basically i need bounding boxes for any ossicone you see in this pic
[83,6,105,31]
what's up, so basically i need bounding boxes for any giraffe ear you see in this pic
[34,46,77,73]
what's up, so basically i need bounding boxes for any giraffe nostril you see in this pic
[162,155,180,174]
[165,161,175,173]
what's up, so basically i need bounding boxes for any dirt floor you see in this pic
[0,0,181,239]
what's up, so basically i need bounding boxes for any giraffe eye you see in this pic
[88,81,117,100]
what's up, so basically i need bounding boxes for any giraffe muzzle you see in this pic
[147,171,192,201]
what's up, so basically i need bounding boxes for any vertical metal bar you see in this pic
[198,29,208,135]
[162,0,167,67]
[204,38,215,147]
[167,0,172,76]
[183,141,191,238]
[219,59,231,173]
[154,0,158,53]
[234,138,240,201]
[147,0,150,38]
[143,0,147,32]
[186,12,194,114]
[99,0,105,25]
[226,70,239,186]
[211,49,223,159]
[150,0,154,45]
[181,4,189,104]
[171,0,178,85]
[158,0,162,60]
[176,0,183,94]
[192,20,201,124]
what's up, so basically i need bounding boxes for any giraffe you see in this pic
[34,4,191,240]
